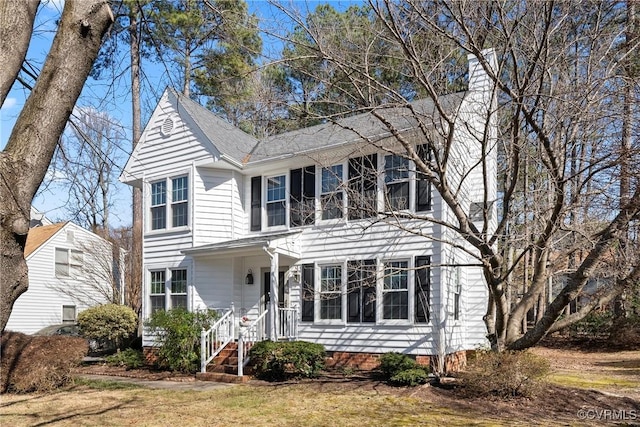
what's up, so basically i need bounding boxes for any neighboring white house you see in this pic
[5,220,124,334]
[120,50,497,370]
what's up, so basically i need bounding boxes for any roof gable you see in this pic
[24,222,66,258]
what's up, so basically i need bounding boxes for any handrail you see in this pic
[279,306,298,340]
[200,303,235,373]
[237,309,268,376]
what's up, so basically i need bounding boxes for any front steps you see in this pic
[196,342,252,383]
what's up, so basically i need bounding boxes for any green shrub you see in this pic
[144,308,219,373]
[379,352,418,379]
[249,340,325,381]
[105,348,145,369]
[77,304,138,351]
[568,311,613,337]
[1,331,88,393]
[390,368,430,386]
[459,350,550,399]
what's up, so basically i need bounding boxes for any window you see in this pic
[415,256,430,323]
[290,167,315,227]
[171,269,188,309]
[267,175,286,226]
[415,144,432,211]
[320,265,342,320]
[301,264,315,322]
[150,176,189,231]
[151,181,167,230]
[469,201,494,222]
[321,165,344,220]
[172,176,188,227]
[150,270,166,313]
[62,305,76,323]
[55,248,83,278]
[348,154,378,220]
[347,260,376,323]
[384,154,410,210]
[383,261,409,320]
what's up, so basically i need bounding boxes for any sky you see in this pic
[0,0,358,228]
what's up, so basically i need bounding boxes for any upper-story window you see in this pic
[55,248,83,278]
[290,167,315,227]
[267,175,286,227]
[384,155,410,211]
[321,164,344,220]
[150,175,189,231]
[348,154,378,220]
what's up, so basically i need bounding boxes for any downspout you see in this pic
[263,246,278,341]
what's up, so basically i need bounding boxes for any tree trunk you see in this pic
[0,0,113,332]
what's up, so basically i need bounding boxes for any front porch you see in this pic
[199,303,299,379]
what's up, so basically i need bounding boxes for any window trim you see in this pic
[62,305,77,323]
[55,247,83,279]
[147,264,191,316]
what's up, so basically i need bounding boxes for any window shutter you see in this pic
[301,264,314,322]
[251,176,262,231]
[290,169,302,227]
[416,145,431,212]
[415,256,430,322]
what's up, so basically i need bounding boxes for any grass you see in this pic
[547,372,639,390]
[0,381,506,427]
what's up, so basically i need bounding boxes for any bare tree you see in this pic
[0,0,113,332]
[273,0,640,350]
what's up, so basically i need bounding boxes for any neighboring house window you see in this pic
[348,154,378,220]
[150,175,189,231]
[320,265,342,320]
[171,269,188,309]
[415,256,430,323]
[55,248,83,278]
[383,261,409,320]
[321,165,344,220]
[150,270,166,313]
[151,180,167,230]
[469,201,494,222]
[290,167,315,227]
[415,144,432,212]
[267,175,286,227]
[250,176,262,231]
[62,305,76,323]
[384,154,410,210]
[172,176,189,227]
[301,264,315,322]
[347,259,376,323]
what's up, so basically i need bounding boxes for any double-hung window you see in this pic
[172,177,188,227]
[347,260,376,323]
[320,265,342,320]
[55,248,83,278]
[384,154,410,211]
[382,261,409,320]
[150,175,189,231]
[151,181,167,230]
[150,270,166,313]
[267,175,286,227]
[321,164,344,220]
[171,269,188,309]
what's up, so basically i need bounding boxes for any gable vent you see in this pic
[160,117,175,137]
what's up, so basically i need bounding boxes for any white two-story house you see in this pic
[121,49,497,373]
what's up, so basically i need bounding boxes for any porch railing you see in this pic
[237,309,268,377]
[278,306,298,341]
[200,304,235,373]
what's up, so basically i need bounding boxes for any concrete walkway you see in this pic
[79,374,236,391]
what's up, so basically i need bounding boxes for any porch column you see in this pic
[269,251,279,341]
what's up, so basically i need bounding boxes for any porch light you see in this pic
[245,269,254,285]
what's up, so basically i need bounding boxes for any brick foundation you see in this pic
[325,350,467,373]
[142,347,159,364]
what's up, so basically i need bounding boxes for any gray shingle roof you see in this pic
[172,88,465,166]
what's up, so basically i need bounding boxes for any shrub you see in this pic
[379,352,418,378]
[77,304,138,351]
[459,350,550,399]
[390,368,430,386]
[249,340,325,381]
[1,331,88,393]
[105,348,145,369]
[568,311,613,337]
[144,308,219,373]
